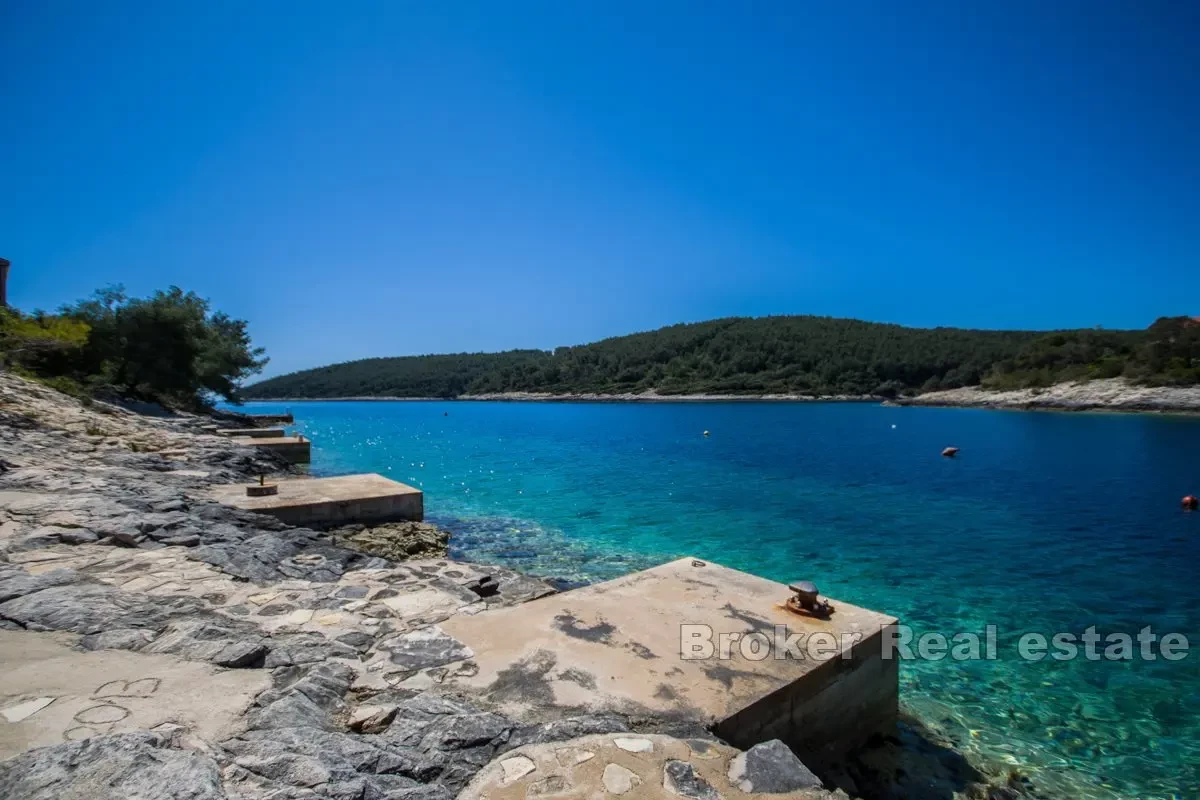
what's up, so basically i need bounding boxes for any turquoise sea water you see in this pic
[231,400,1200,798]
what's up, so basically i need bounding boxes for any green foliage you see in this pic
[57,286,268,409]
[3,285,267,410]
[1130,316,1200,385]
[981,319,1200,389]
[246,315,1200,400]
[0,307,91,376]
[242,351,552,399]
[32,375,86,398]
[243,316,1036,399]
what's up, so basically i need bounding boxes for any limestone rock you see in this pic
[0,583,204,634]
[0,566,76,603]
[0,731,225,800]
[499,754,536,784]
[79,628,156,651]
[376,625,473,671]
[664,759,722,799]
[333,521,450,561]
[727,739,823,793]
[614,736,654,753]
[602,763,642,794]
[348,703,398,734]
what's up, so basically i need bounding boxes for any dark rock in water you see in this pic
[727,739,823,793]
[546,576,590,592]
[0,732,225,800]
[497,549,537,559]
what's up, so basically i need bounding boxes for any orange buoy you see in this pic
[942,447,959,458]
[1184,495,1199,511]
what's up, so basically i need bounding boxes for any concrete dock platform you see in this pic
[247,412,293,424]
[230,435,310,463]
[439,557,898,772]
[219,427,286,438]
[211,473,424,527]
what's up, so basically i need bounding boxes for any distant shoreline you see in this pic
[894,378,1200,415]
[242,378,1200,414]
[240,391,882,404]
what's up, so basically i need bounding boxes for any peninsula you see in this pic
[243,315,1200,413]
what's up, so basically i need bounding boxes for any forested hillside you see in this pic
[232,316,985,399]
[242,315,1200,400]
[242,315,1199,400]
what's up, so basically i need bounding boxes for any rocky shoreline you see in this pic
[248,392,880,403]
[0,373,1038,800]
[247,378,1200,414]
[898,378,1200,414]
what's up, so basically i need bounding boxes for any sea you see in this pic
[228,399,1200,799]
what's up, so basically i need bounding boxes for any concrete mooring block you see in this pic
[211,473,423,527]
[439,557,898,772]
[230,435,310,464]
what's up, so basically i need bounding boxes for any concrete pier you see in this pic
[219,427,286,438]
[247,412,293,424]
[211,473,423,527]
[440,557,898,772]
[230,435,310,463]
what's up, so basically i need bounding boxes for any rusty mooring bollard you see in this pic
[786,580,834,618]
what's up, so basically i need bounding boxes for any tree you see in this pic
[59,285,268,409]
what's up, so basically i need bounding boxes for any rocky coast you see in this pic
[238,378,1200,415]
[0,372,1038,800]
[0,373,867,800]
[899,378,1200,414]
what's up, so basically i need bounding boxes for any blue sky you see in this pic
[2,1,1197,378]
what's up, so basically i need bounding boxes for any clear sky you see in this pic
[2,1,1197,378]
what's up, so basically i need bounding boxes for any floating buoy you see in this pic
[1184,495,1199,511]
[703,430,710,437]
[942,447,959,458]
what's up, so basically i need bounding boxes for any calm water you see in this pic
[232,400,1200,798]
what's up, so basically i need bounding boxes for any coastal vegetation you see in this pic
[0,285,266,410]
[243,315,1200,399]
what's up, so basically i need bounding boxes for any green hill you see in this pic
[242,315,1198,400]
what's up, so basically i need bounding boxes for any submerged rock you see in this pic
[333,520,451,561]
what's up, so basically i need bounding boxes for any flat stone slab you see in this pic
[0,630,268,759]
[228,436,311,464]
[246,413,293,423]
[210,473,423,525]
[218,428,286,438]
[459,733,839,799]
[441,558,897,759]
